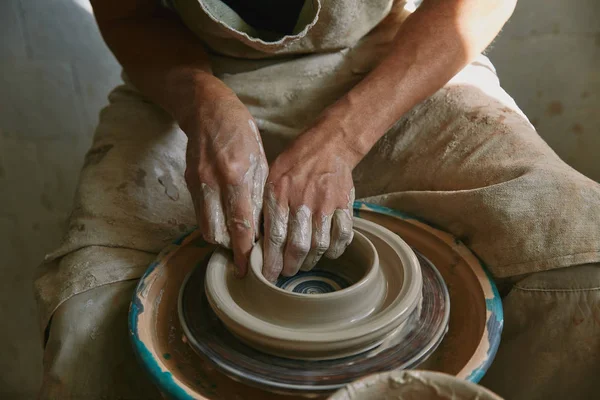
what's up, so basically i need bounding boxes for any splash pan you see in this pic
[129,203,503,399]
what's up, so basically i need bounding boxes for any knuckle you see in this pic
[227,218,252,234]
[184,167,198,185]
[201,231,216,244]
[268,232,286,248]
[219,160,247,185]
[288,241,310,256]
[338,226,353,241]
[268,176,289,195]
[314,240,330,254]
[326,247,343,260]
[185,166,215,188]
[320,190,333,205]
[197,168,215,184]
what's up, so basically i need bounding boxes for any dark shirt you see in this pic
[221,0,305,35]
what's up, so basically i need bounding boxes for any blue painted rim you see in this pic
[353,201,504,384]
[129,202,504,398]
[129,242,199,400]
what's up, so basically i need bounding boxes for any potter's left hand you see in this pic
[262,128,357,281]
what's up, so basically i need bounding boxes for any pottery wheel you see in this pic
[130,203,503,399]
[178,248,449,393]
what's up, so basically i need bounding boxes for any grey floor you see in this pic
[1,1,121,398]
[0,0,598,399]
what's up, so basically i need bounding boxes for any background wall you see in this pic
[0,0,598,398]
[486,0,600,180]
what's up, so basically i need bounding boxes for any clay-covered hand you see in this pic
[262,130,356,281]
[183,84,268,276]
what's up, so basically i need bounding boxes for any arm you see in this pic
[262,0,517,279]
[91,0,230,128]
[302,0,518,166]
[91,0,268,275]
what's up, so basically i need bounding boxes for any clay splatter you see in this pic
[158,173,180,201]
[572,123,584,135]
[83,144,113,167]
[546,101,563,116]
[134,168,147,188]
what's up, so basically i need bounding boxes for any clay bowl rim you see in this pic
[327,370,504,400]
[204,217,423,343]
[246,228,379,301]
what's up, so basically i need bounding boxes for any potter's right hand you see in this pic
[183,81,268,276]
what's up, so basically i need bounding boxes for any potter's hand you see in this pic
[184,83,268,276]
[262,129,356,281]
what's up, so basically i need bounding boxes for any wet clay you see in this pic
[204,218,423,360]
[178,241,448,393]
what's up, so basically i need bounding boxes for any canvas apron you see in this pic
[36,1,600,399]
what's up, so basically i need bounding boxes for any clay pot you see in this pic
[204,218,423,360]
[327,370,504,400]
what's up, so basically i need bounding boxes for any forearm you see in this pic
[91,0,231,127]
[315,0,517,164]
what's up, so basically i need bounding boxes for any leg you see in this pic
[36,80,194,399]
[39,281,162,400]
[354,56,600,278]
[36,80,195,329]
[480,264,600,400]
[352,56,600,398]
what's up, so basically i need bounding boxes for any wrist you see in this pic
[296,119,365,170]
[311,102,377,167]
[168,73,239,136]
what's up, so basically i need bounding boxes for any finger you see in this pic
[262,185,288,282]
[348,187,356,213]
[300,213,331,271]
[249,155,268,240]
[324,208,354,259]
[248,119,265,157]
[201,183,231,248]
[191,187,205,229]
[282,206,312,277]
[225,183,254,277]
[248,120,268,239]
